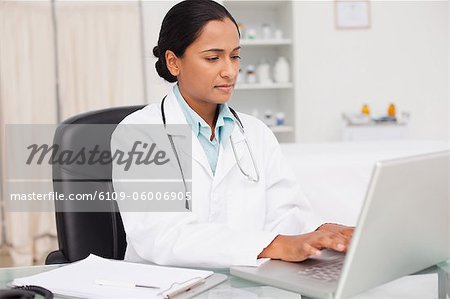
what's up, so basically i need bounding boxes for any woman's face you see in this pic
[168,18,241,106]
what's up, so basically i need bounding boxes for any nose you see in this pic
[220,57,239,80]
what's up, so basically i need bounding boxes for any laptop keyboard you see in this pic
[297,259,344,282]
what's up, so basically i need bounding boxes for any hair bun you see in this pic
[155,58,177,83]
[153,46,160,58]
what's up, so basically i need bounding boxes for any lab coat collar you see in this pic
[212,129,246,186]
[160,90,210,173]
[161,88,246,180]
[159,88,189,136]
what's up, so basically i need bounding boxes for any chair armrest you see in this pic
[45,250,70,265]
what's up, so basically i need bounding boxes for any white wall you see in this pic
[141,1,449,142]
[141,1,177,104]
[293,1,449,142]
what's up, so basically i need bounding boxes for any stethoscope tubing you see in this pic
[160,95,260,210]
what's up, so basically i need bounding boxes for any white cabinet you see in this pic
[342,123,409,141]
[223,0,296,142]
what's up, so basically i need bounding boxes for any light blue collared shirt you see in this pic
[173,85,235,174]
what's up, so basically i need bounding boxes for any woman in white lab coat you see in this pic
[112,0,353,268]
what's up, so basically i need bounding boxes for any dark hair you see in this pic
[153,0,240,82]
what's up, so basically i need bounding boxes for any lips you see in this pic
[215,84,234,93]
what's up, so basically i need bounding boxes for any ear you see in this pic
[165,50,180,77]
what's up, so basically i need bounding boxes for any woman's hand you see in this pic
[258,224,355,262]
[316,223,354,239]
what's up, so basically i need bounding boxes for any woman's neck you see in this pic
[178,86,218,128]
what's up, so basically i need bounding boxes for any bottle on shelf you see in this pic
[261,23,272,39]
[246,65,257,84]
[276,112,285,126]
[245,28,257,39]
[361,104,370,116]
[256,60,272,84]
[388,103,396,118]
[264,110,275,127]
[273,57,290,83]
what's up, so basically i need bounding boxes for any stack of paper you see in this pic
[13,254,214,299]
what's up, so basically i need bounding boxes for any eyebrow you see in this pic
[200,46,241,53]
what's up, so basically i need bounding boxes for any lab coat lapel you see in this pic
[163,90,212,177]
[189,131,213,177]
[213,125,246,188]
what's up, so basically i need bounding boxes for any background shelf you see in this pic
[224,0,296,142]
[240,38,292,46]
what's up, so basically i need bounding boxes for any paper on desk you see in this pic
[13,254,214,299]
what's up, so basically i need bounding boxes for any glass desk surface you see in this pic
[0,264,300,299]
[0,263,439,299]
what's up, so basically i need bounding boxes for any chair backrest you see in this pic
[46,105,145,264]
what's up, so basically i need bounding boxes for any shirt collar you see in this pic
[173,84,235,143]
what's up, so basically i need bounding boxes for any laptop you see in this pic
[231,151,450,299]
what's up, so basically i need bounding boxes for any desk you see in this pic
[0,264,300,299]
[0,264,438,299]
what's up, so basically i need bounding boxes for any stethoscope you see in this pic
[161,96,260,209]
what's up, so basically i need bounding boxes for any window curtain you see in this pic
[0,1,145,266]
[55,1,145,119]
[0,1,58,266]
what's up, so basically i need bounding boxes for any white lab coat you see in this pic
[111,88,322,268]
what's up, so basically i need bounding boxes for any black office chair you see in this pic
[45,105,145,264]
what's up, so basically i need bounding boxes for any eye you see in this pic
[206,57,219,61]
[232,55,241,60]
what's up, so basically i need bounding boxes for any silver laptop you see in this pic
[231,151,450,299]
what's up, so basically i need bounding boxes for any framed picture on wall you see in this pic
[335,0,371,29]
